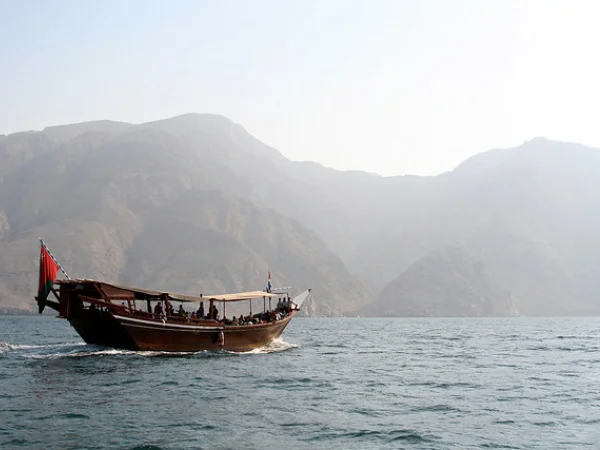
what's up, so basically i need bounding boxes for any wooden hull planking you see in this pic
[67,308,296,352]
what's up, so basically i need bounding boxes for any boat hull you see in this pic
[68,309,296,352]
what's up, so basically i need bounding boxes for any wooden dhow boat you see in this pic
[35,240,311,352]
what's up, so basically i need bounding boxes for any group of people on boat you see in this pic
[224,310,283,326]
[276,297,293,312]
[89,292,298,326]
[151,301,219,321]
[143,296,296,325]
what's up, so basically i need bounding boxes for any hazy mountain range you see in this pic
[1,114,600,316]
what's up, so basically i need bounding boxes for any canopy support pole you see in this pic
[163,293,170,319]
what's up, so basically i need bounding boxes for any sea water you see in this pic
[1,315,600,449]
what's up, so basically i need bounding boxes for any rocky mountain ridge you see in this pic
[1,115,599,316]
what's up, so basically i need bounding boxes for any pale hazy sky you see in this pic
[1,0,599,176]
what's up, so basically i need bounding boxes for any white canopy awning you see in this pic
[205,290,281,302]
[58,280,284,303]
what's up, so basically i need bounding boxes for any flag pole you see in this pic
[266,268,272,293]
[39,238,71,280]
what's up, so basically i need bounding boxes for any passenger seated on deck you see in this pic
[232,316,239,325]
[178,304,185,316]
[239,314,245,325]
[207,305,218,320]
[153,302,163,318]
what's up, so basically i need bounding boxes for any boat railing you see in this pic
[78,293,294,327]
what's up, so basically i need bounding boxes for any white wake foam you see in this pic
[23,346,203,359]
[0,341,15,353]
[0,341,87,354]
[4,337,297,358]
[236,337,298,355]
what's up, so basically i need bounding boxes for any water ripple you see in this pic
[2,316,600,449]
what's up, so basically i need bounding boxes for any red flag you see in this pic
[38,244,60,303]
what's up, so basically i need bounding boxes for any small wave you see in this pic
[305,428,433,444]
[4,341,89,358]
[0,341,15,352]
[413,404,461,413]
[527,345,550,351]
[349,408,382,417]
[580,418,600,425]
[557,335,598,340]
[23,345,125,359]
[435,382,479,389]
[481,443,521,449]
[533,421,557,427]
[2,341,86,351]
[559,371,580,378]
[527,376,551,382]
[58,413,90,420]
[24,346,203,359]
[388,430,434,444]
[280,421,319,429]
[235,338,297,355]
[410,381,479,390]
[128,446,166,450]
[3,439,28,447]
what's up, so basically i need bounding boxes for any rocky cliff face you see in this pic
[366,246,519,317]
[0,115,368,314]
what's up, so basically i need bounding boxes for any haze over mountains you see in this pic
[1,114,599,316]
